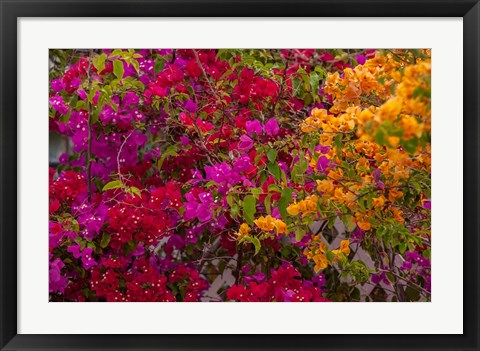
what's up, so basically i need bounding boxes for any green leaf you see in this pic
[295,227,306,242]
[309,71,320,94]
[277,197,289,220]
[70,219,80,232]
[230,203,239,218]
[100,232,111,248]
[264,194,272,216]
[281,188,293,203]
[113,60,124,80]
[280,168,288,185]
[402,138,419,154]
[56,105,70,120]
[376,225,387,240]
[267,184,282,193]
[327,215,336,229]
[266,148,278,163]
[75,100,86,109]
[131,59,140,74]
[129,186,142,198]
[375,127,387,146]
[291,159,308,181]
[102,180,124,191]
[123,240,138,255]
[157,145,179,171]
[292,77,302,96]
[267,162,281,181]
[314,65,326,78]
[92,53,107,73]
[244,236,261,256]
[405,286,420,302]
[92,107,100,124]
[109,49,124,58]
[154,59,165,74]
[303,93,313,106]
[250,187,262,198]
[243,195,256,225]
[341,214,356,232]
[251,237,261,256]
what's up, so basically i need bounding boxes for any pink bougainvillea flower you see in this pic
[49,95,69,115]
[246,120,262,136]
[184,99,198,113]
[316,156,330,173]
[238,135,254,151]
[67,244,82,259]
[81,247,97,270]
[51,78,65,93]
[49,258,67,294]
[355,54,367,65]
[264,118,279,136]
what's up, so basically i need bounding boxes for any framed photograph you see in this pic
[1,0,479,350]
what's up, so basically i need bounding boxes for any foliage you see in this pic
[49,48,431,302]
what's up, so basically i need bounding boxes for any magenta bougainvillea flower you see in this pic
[246,120,263,136]
[264,118,280,136]
[238,134,254,151]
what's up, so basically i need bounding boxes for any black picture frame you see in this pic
[1,0,478,350]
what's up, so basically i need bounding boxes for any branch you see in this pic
[86,49,94,202]
[269,49,291,119]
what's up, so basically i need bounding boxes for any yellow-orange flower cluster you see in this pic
[254,215,288,235]
[236,223,251,239]
[304,237,351,273]
[286,195,319,216]
[290,50,431,270]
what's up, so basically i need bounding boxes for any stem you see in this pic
[386,245,406,301]
[86,49,94,202]
[269,49,290,119]
[234,246,243,285]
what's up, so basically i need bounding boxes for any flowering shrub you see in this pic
[49,49,431,302]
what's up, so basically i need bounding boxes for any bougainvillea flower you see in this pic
[49,258,67,293]
[51,78,65,92]
[264,118,279,136]
[67,244,82,259]
[246,120,263,136]
[355,54,367,65]
[49,95,69,115]
[316,156,330,172]
[184,99,198,113]
[238,135,254,151]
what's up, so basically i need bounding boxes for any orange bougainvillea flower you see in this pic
[313,253,329,273]
[387,136,400,147]
[357,220,371,231]
[286,203,300,216]
[254,215,288,235]
[316,179,335,194]
[254,215,275,232]
[237,223,251,238]
[339,239,351,255]
[388,188,404,203]
[332,240,350,258]
[273,219,288,235]
[372,195,386,208]
[390,206,405,224]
